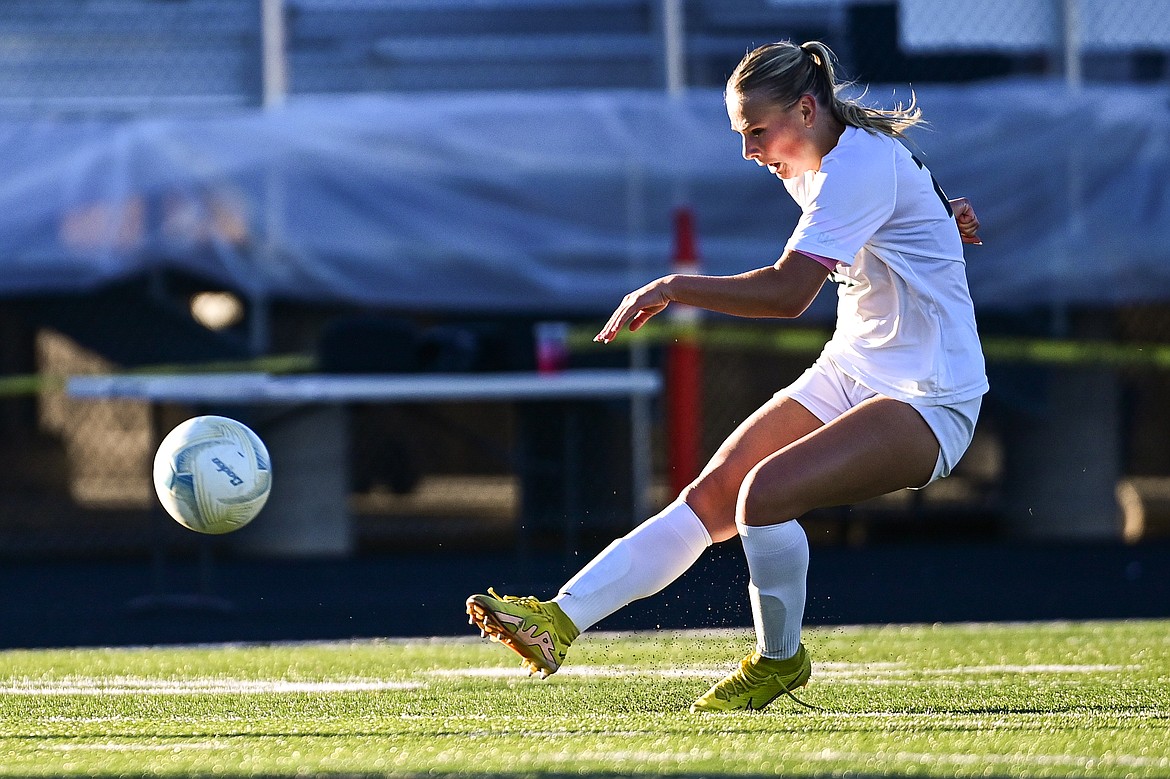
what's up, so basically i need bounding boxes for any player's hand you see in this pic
[594,279,672,344]
[951,197,983,245]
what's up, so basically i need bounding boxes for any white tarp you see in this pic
[0,79,1166,316]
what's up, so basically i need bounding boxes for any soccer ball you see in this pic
[152,415,272,534]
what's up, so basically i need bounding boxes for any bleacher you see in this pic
[0,0,263,112]
[285,0,843,93]
[0,0,849,111]
[0,0,1163,113]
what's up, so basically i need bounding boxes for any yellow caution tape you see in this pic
[569,322,1170,370]
[6,323,1167,399]
[0,353,315,398]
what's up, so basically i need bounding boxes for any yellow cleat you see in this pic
[691,645,812,712]
[466,588,580,678]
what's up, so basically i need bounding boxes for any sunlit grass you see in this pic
[0,620,1168,776]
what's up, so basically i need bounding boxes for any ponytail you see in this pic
[727,40,924,139]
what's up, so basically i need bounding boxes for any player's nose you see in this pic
[741,135,766,163]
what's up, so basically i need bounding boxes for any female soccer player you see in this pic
[468,40,988,712]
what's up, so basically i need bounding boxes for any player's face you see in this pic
[727,90,822,180]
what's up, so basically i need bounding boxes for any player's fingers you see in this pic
[957,217,981,241]
[627,307,661,333]
[596,303,660,342]
[595,301,640,343]
[951,197,983,246]
[594,311,625,343]
[595,286,669,343]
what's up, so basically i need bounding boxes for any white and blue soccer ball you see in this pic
[152,415,272,534]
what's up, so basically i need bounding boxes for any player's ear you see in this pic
[799,94,817,127]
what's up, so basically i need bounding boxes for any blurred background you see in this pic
[1,0,1169,647]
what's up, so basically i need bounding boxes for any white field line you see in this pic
[426,665,731,679]
[0,678,420,695]
[16,621,1158,654]
[425,661,1137,680]
[548,748,1170,772]
[525,743,1170,772]
[426,662,906,679]
[48,742,1164,771]
[40,734,1169,770]
[51,741,229,753]
[919,664,1139,674]
[788,747,1170,772]
[4,661,1137,693]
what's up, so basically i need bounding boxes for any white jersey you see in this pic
[781,126,988,405]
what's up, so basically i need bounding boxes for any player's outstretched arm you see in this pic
[595,255,828,344]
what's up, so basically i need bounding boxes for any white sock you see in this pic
[553,499,712,632]
[739,520,808,660]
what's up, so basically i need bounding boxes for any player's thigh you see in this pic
[738,396,940,526]
[682,393,824,541]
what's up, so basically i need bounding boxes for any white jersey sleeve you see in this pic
[781,130,894,266]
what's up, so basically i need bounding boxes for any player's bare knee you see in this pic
[681,472,740,539]
[736,466,809,527]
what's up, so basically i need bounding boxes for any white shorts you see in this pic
[782,355,982,487]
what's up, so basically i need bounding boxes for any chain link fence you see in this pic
[1,0,1164,113]
[0,0,1167,557]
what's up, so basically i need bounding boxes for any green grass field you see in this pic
[1,619,1167,777]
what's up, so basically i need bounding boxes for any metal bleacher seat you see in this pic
[285,0,841,94]
[365,33,663,90]
[286,0,663,92]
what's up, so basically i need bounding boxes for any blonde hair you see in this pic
[727,40,923,138]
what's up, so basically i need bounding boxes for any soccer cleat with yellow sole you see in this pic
[466,588,580,678]
[690,644,812,712]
